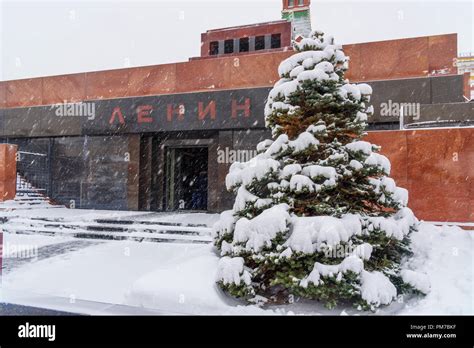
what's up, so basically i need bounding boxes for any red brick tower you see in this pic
[282,0,312,39]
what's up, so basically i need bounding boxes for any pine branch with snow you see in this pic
[213,30,428,310]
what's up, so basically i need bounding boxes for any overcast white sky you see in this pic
[0,0,472,81]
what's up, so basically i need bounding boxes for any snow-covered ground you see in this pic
[396,224,473,315]
[1,222,472,315]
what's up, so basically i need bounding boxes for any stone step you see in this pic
[12,201,49,205]
[13,217,211,235]
[4,227,212,244]
[12,174,57,211]
[94,218,208,228]
[85,226,203,236]
[14,198,50,202]
[0,205,62,211]
[15,192,48,196]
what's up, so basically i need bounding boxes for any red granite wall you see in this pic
[0,34,458,109]
[0,82,6,108]
[344,33,457,81]
[365,128,473,222]
[0,144,17,279]
[0,144,17,202]
[462,72,471,99]
[200,20,292,58]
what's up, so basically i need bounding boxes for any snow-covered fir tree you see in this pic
[213,30,429,310]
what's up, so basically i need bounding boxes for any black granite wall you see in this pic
[2,135,137,210]
[367,75,468,125]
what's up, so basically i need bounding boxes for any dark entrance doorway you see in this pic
[165,147,208,211]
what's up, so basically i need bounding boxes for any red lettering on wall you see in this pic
[231,98,251,118]
[198,101,216,120]
[109,107,125,125]
[167,104,185,122]
[137,105,153,123]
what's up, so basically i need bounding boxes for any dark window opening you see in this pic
[288,0,295,7]
[224,39,234,54]
[271,34,281,49]
[209,41,219,56]
[239,37,249,52]
[298,0,304,5]
[255,36,265,50]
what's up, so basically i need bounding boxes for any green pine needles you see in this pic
[213,30,428,311]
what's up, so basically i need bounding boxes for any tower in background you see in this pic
[455,52,474,100]
[281,0,312,40]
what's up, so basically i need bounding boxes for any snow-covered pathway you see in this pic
[2,239,101,274]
